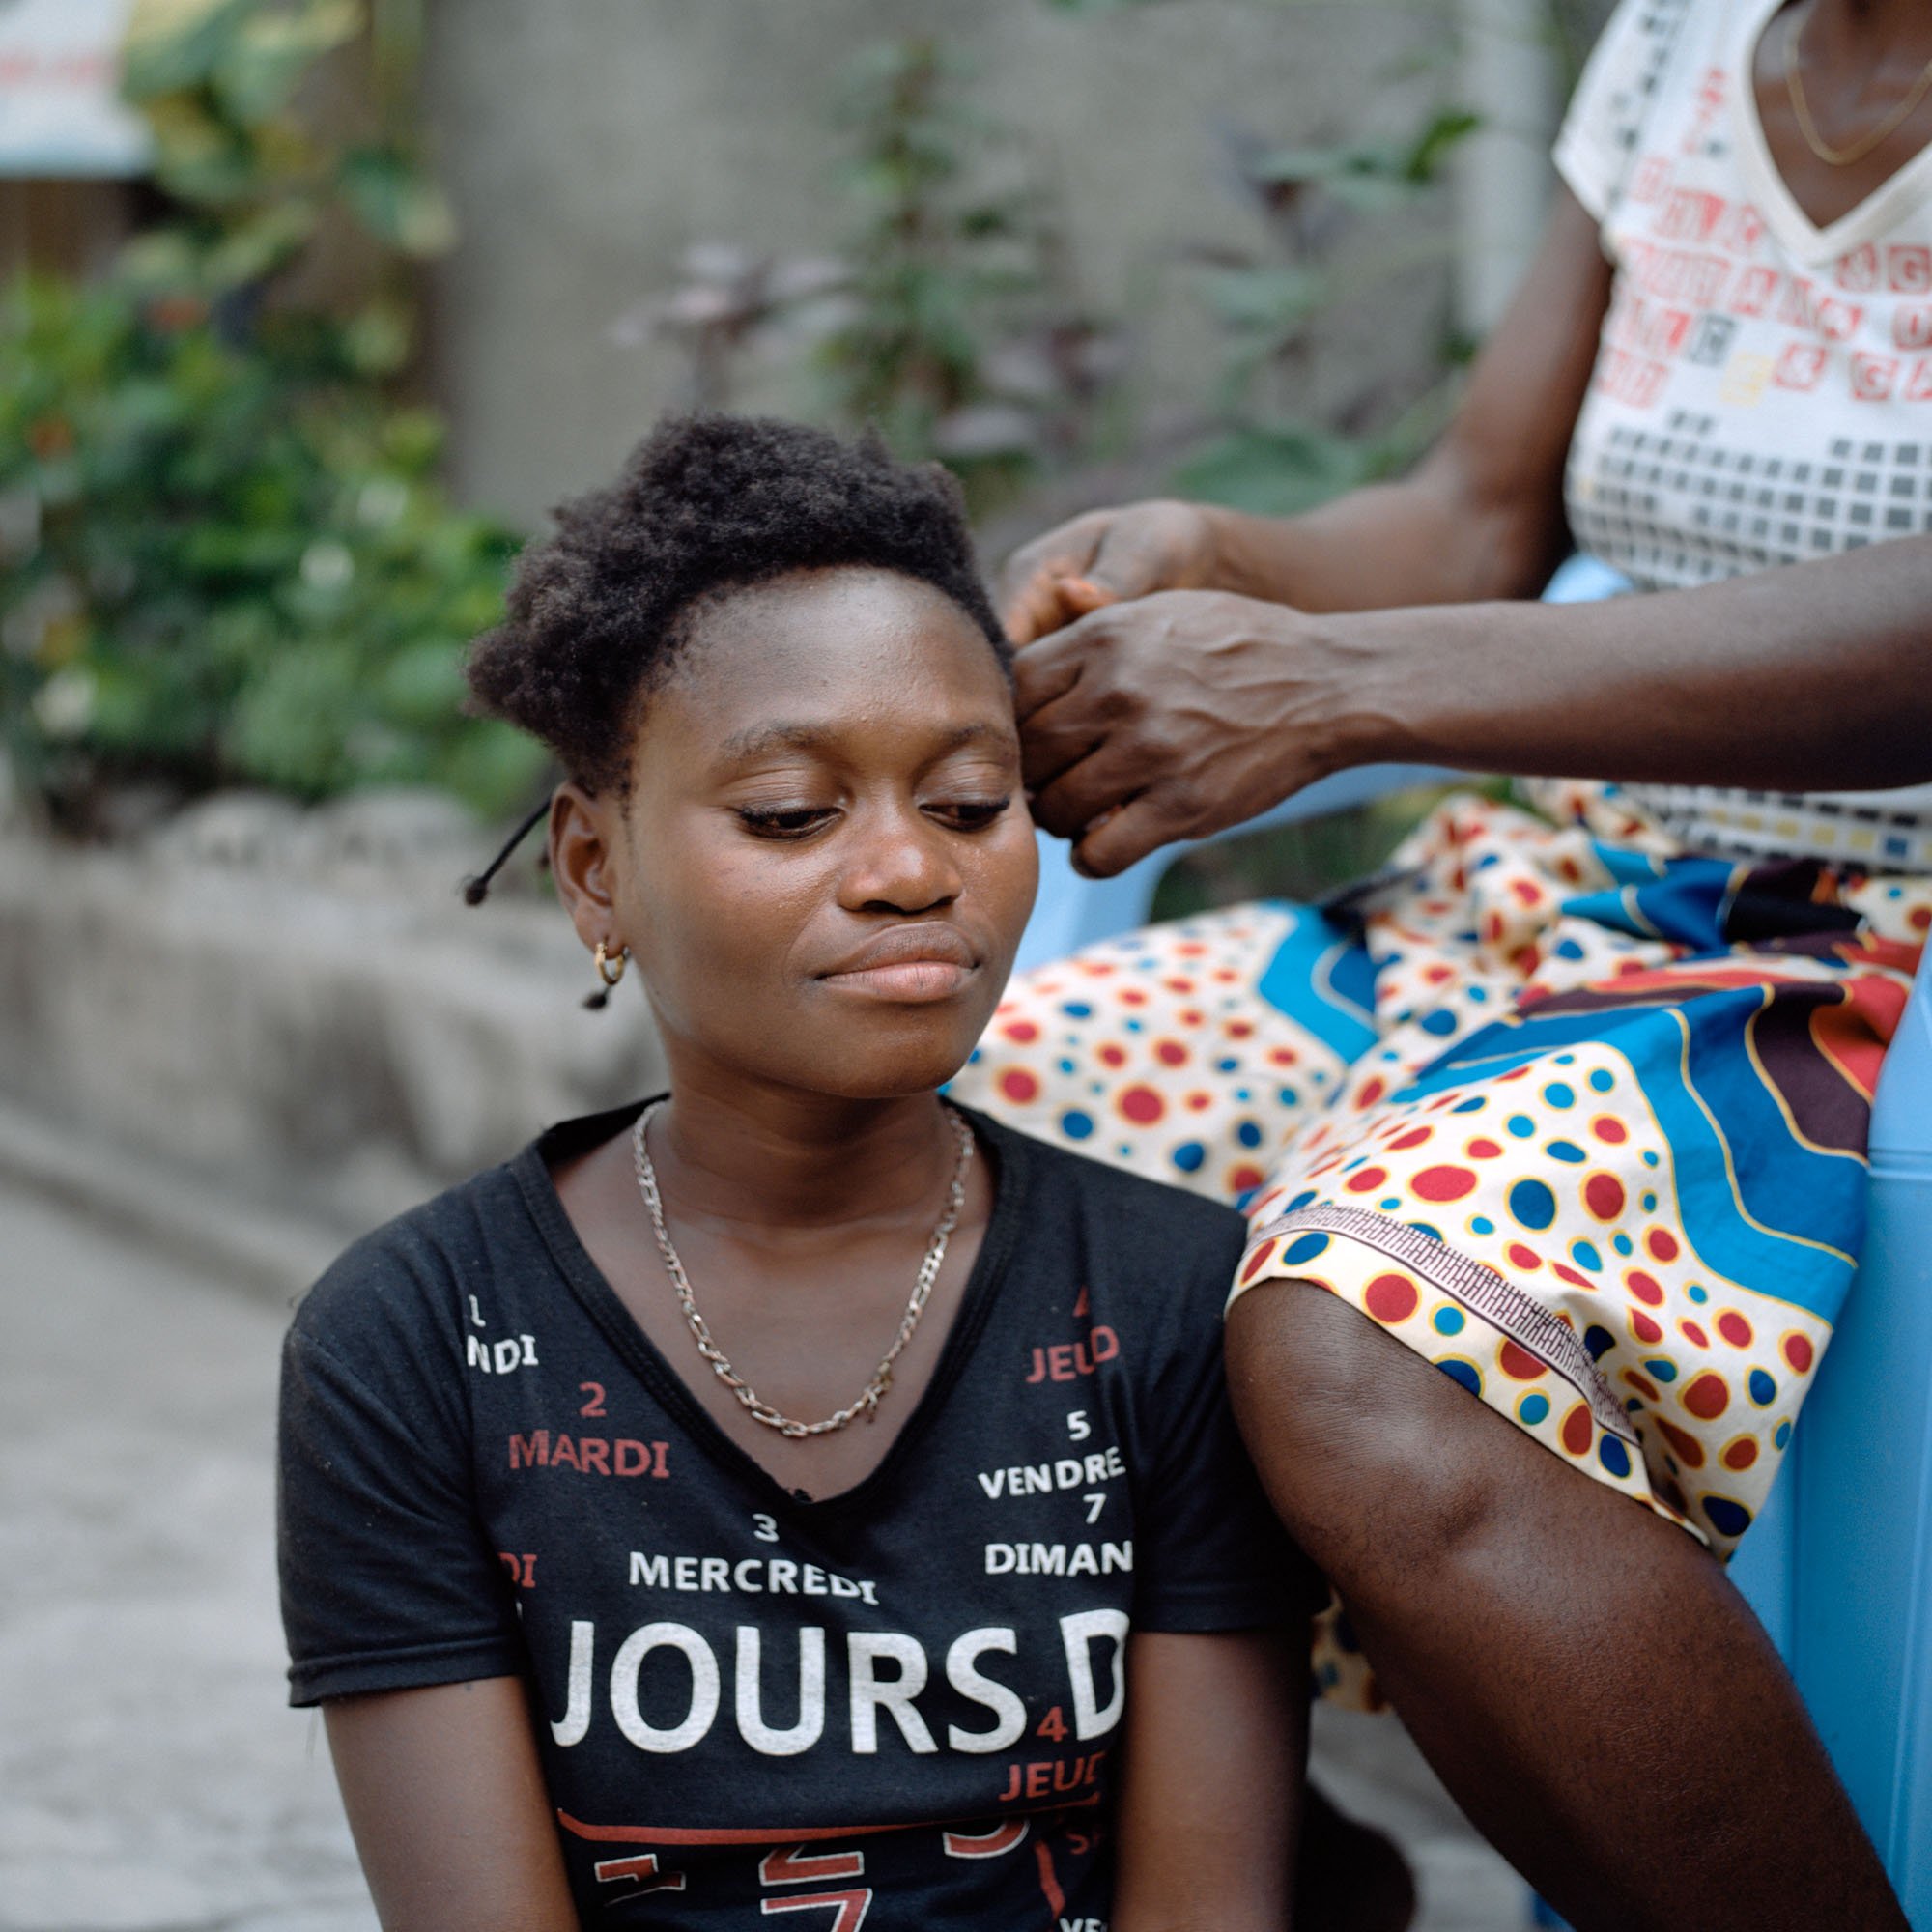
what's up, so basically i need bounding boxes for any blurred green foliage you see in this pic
[814,39,1124,518]
[1166,103,1482,517]
[0,0,544,825]
[631,38,1126,524]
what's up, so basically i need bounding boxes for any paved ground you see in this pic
[0,1172,1532,1931]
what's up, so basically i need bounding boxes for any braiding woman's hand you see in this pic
[1014,587,1362,878]
[997,499,1227,645]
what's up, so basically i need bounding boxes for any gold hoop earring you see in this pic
[584,939,628,1010]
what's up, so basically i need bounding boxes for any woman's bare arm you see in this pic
[1000,187,1613,642]
[1109,1628,1308,1932]
[324,1677,580,1932]
[1014,530,1932,875]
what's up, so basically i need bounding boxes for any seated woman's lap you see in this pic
[952,787,1929,1602]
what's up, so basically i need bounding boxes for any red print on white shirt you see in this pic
[1630,156,1672,206]
[1889,245,1932,295]
[1894,305,1932,352]
[1773,343,1828,392]
[1656,186,1728,244]
[1851,353,1900,402]
[1836,244,1882,294]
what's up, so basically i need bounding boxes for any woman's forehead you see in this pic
[648,568,1015,756]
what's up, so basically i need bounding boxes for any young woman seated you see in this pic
[277,414,1322,1931]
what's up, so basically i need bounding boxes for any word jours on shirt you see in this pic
[545,1609,1130,1762]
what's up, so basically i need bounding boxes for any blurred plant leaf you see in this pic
[1197,264,1327,331]
[1171,424,1376,516]
[121,0,257,99]
[214,0,363,120]
[336,145,457,255]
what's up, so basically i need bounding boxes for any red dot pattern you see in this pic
[945,799,1926,1603]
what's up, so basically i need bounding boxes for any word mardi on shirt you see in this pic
[278,1102,1314,1929]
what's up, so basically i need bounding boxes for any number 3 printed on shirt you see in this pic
[753,1513,780,1544]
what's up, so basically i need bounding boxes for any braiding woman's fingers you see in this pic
[1071,796,1171,878]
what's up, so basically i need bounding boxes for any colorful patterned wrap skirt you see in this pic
[950,783,1928,1696]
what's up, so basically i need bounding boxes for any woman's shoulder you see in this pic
[288,1137,547,1363]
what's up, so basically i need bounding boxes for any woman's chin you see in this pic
[781,1034,988,1105]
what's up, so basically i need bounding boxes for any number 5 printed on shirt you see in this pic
[1065,1409,1091,1442]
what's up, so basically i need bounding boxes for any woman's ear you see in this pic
[549,782,625,952]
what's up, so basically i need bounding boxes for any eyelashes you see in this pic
[735,805,832,838]
[735,797,1013,840]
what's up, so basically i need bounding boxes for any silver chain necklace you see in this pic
[631,1101,976,1439]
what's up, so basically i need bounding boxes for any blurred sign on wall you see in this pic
[0,0,147,177]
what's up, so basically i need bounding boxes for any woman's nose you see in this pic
[838,807,963,914]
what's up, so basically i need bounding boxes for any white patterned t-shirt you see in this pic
[1554,0,1932,874]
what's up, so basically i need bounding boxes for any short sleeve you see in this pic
[1553,0,1692,222]
[1127,1234,1326,1634]
[278,1241,526,1706]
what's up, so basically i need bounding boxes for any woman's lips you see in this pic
[823,958,976,1001]
[819,925,979,1003]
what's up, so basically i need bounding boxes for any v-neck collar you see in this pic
[1733,0,1932,266]
[509,1096,1026,1518]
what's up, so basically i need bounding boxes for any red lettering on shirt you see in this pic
[1629,155,1671,205]
[998,1750,1107,1805]
[1718,202,1766,257]
[593,1852,686,1895]
[1852,353,1899,402]
[1732,265,1779,317]
[944,1820,1030,1859]
[1776,276,1816,329]
[1836,242,1881,292]
[760,1891,872,1930]
[1890,245,1932,295]
[1894,304,1932,352]
[1773,343,1828,392]
[761,1847,866,1886]
[507,1430,669,1475]
[1594,348,1668,409]
[1656,186,1726,243]
[1816,296,1862,341]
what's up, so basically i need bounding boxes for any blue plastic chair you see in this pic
[1011,559,1932,1926]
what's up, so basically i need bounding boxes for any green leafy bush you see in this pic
[0,0,543,826]
[0,274,541,818]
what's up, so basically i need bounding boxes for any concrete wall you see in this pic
[420,0,1458,530]
[0,810,663,1235]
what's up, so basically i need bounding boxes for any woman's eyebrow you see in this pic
[716,720,1015,762]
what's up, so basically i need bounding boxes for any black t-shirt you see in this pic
[279,1101,1316,1929]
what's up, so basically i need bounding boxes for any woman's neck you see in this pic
[1803,0,1932,65]
[646,1064,962,1238]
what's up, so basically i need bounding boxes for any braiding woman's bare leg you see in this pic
[1226,1283,1907,1932]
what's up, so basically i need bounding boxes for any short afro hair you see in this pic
[466,413,1010,792]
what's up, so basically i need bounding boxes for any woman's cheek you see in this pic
[980,822,1041,955]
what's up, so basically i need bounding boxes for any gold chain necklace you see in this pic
[632,1101,975,1438]
[1785,8,1932,169]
